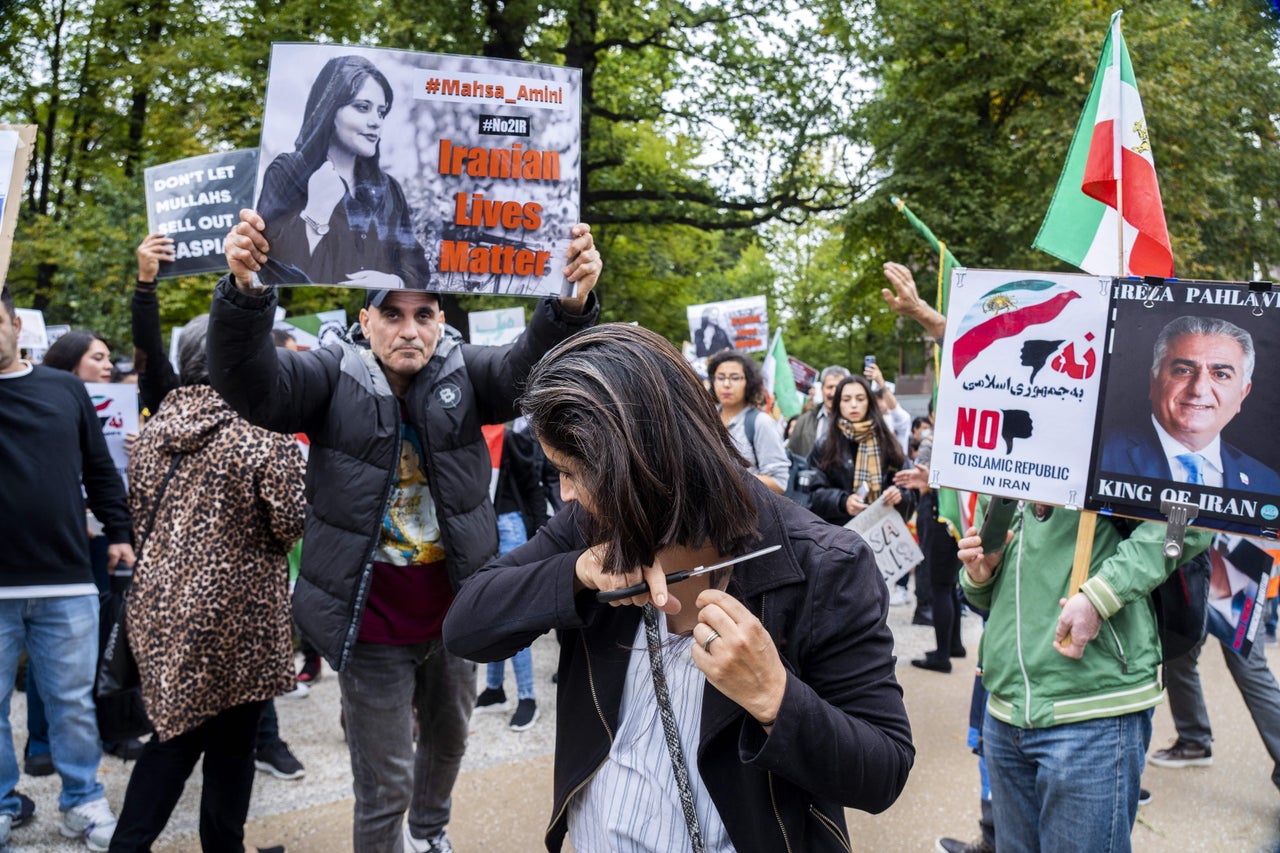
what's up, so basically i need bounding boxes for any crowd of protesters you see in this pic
[0,207,1277,853]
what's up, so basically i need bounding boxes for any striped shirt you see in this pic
[568,615,732,852]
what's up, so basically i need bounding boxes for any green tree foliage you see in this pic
[1,0,864,350]
[843,0,1280,320]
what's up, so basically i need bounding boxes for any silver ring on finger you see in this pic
[702,629,720,653]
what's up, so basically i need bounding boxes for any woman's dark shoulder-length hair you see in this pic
[706,350,766,409]
[521,324,760,575]
[295,55,394,173]
[817,374,904,472]
[41,329,107,374]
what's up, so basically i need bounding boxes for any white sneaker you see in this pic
[283,681,310,700]
[889,586,911,606]
[0,812,11,846]
[61,797,117,852]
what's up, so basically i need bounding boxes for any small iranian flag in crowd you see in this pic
[1034,11,1173,278]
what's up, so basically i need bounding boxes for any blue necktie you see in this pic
[1176,452,1205,485]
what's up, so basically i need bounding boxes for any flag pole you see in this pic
[1113,10,1126,279]
[1072,11,1126,606]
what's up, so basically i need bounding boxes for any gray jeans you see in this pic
[1164,634,1280,789]
[340,640,477,852]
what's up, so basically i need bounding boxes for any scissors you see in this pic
[595,544,782,603]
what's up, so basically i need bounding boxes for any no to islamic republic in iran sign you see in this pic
[931,269,1111,508]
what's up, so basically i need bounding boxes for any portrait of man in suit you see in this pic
[1099,314,1280,493]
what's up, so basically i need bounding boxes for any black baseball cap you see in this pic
[364,289,440,309]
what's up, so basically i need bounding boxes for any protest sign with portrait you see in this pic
[256,44,581,298]
[930,269,1111,507]
[686,296,769,357]
[144,149,259,278]
[1086,279,1280,535]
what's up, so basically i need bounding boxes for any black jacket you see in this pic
[444,478,914,852]
[207,276,597,670]
[806,444,917,527]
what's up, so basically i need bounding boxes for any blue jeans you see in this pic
[487,512,536,701]
[983,711,1151,853]
[0,595,104,813]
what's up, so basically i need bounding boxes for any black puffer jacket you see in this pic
[207,276,598,670]
[444,477,915,853]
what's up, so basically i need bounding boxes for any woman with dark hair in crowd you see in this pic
[110,315,304,853]
[705,350,790,494]
[255,54,429,289]
[806,374,915,526]
[42,330,113,384]
[444,324,913,853]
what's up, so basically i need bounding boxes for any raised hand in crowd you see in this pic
[136,233,176,282]
[893,463,931,493]
[881,261,946,340]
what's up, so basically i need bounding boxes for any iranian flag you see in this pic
[1033,11,1173,278]
[761,330,804,419]
[951,279,1080,377]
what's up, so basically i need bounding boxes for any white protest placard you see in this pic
[256,44,581,297]
[468,306,525,346]
[276,309,348,350]
[15,308,47,350]
[846,498,924,585]
[0,125,36,294]
[144,149,259,278]
[85,382,140,488]
[931,269,1111,507]
[687,295,769,357]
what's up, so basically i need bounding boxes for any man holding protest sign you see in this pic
[957,507,1209,852]
[0,287,130,850]
[209,210,600,852]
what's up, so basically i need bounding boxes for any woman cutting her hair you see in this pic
[255,54,429,289]
[444,324,913,853]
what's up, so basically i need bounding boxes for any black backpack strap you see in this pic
[742,407,761,468]
[140,453,186,548]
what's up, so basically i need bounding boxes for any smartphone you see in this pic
[863,355,876,370]
[979,497,1019,553]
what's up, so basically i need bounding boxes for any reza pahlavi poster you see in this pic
[1086,279,1280,535]
[930,269,1111,507]
[255,43,581,298]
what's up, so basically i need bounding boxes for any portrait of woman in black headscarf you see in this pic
[255,55,430,289]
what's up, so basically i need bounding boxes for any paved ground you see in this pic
[4,602,1279,852]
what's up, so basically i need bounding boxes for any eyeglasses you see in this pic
[713,374,746,384]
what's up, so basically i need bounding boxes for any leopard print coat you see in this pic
[127,385,305,741]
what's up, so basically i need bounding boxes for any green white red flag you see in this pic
[761,330,804,419]
[1033,11,1173,278]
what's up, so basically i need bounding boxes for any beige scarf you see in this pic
[838,417,883,502]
